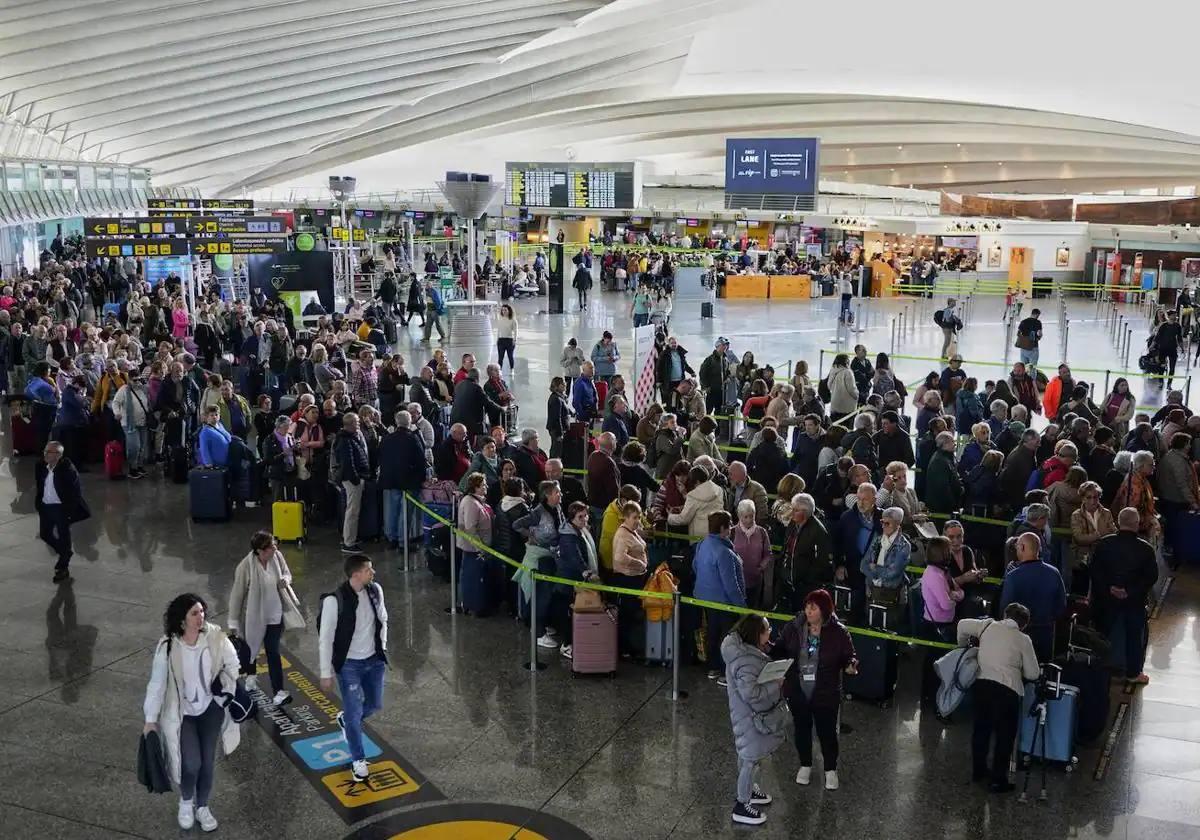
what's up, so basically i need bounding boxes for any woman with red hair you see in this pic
[771,589,858,791]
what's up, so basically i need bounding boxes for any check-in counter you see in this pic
[724,274,770,299]
[769,274,810,299]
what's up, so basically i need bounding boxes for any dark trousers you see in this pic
[1165,349,1179,380]
[610,572,648,657]
[550,589,573,644]
[705,391,722,416]
[497,338,515,369]
[972,678,1020,784]
[263,622,284,694]
[921,620,955,700]
[705,608,735,673]
[38,503,73,571]
[179,700,224,806]
[577,288,589,309]
[791,697,840,770]
[1105,603,1149,679]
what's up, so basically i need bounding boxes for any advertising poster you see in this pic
[724,138,820,197]
[247,251,335,312]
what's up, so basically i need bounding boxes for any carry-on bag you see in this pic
[644,615,675,665]
[459,551,494,615]
[273,485,306,544]
[572,606,618,676]
[1019,679,1079,766]
[104,439,126,479]
[843,634,898,705]
[189,466,230,522]
[10,404,37,456]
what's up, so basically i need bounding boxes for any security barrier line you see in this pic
[404,493,960,652]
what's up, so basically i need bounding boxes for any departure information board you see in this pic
[504,162,639,209]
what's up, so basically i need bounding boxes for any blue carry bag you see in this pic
[459,551,494,615]
[1019,679,1079,766]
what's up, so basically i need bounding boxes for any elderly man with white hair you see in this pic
[834,483,881,606]
[774,492,833,612]
[726,461,768,525]
[407,402,435,464]
[861,507,912,620]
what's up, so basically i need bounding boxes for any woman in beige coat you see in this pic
[1070,480,1116,577]
[228,530,299,707]
[611,501,650,657]
[668,465,727,539]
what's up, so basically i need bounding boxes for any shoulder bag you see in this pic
[277,555,307,630]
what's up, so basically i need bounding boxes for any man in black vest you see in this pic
[318,555,389,782]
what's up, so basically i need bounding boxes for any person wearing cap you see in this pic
[939,355,968,406]
[699,337,732,415]
[771,588,858,792]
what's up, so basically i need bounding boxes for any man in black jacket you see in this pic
[378,411,428,550]
[813,456,852,523]
[450,368,500,438]
[790,414,824,487]
[775,492,833,612]
[334,413,372,553]
[998,429,1039,513]
[874,410,914,469]
[546,458,587,511]
[1090,508,1159,685]
[656,336,693,403]
[36,441,90,582]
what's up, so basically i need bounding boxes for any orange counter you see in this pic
[769,274,810,299]
[724,274,770,299]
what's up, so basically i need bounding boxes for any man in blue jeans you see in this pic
[319,556,389,782]
[378,410,429,550]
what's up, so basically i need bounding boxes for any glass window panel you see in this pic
[24,163,41,191]
[95,167,111,189]
[113,168,129,189]
[3,163,20,192]
[79,165,95,189]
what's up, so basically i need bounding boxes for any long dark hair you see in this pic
[163,593,207,639]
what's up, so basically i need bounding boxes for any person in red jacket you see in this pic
[586,432,621,515]
[434,423,472,483]
[1040,441,1078,488]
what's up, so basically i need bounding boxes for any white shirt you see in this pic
[957,618,1041,697]
[42,466,62,505]
[178,638,215,717]
[255,559,284,626]
[496,316,517,340]
[318,583,388,679]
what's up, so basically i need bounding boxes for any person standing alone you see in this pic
[36,441,90,583]
[319,555,389,783]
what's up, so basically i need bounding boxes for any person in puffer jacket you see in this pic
[722,614,788,827]
[667,466,726,539]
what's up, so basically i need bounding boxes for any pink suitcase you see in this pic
[571,606,618,677]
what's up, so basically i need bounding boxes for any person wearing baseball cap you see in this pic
[770,588,858,791]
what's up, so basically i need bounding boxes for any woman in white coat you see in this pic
[142,594,241,832]
[228,530,299,706]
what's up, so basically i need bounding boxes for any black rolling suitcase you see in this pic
[701,301,714,319]
[337,479,383,542]
[383,317,398,344]
[843,632,899,705]
[563,421,588,471]
[189,467,230,522]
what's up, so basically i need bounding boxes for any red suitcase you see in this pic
[571,606,618,677]
[104,440,126,479]
[10,408,36,456]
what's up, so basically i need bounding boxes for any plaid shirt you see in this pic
[350,362,378,406]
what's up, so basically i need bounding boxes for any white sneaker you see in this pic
[560,644,573,660]
[795,766,812,786]
[352,759,370,782]
[177,800,195,830]
[244,675,258,692]
[825,770,839,791]
[196,806,218,832]
[272,690,292,706]
[537,634,560,649]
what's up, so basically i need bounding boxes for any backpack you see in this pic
[933,308,946,327]
[315,591,338,636]
[328,436,344,484]
[818,376,831,404]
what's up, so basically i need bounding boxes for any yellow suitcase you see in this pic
[273,501,305,544]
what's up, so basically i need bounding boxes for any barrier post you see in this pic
[671,592,685,701]
[448,496,458,615]
[1124,327,1133,366]
[891,318,897,354]
[1103,370,1111,399]
[1062,320,1070,361]
[525,573,546,672]
[818,349,826,380]
[1187,375,1193,407]
[401,493,410,573]
[854,302,864,335]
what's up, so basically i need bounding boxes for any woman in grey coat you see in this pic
[722,614,788,826]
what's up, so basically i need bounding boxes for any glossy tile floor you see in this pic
[2,288,1197,840]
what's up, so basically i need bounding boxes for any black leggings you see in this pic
[263,623,284,694]
[497,338,515,369]
[791,699,839,770]
[577,288,589,309]
[180,700,224,806]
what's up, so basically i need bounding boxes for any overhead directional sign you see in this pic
[189,215,286,235]
[148,197,202,210]
[86,239,189,258]
[331,227,366,241]
[192,236,286,256]
[85,217,187,237]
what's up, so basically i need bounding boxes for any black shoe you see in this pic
[731,801,766,826]
[340,543,363,553]
[52,568,71,583]
[988,782,1015,794]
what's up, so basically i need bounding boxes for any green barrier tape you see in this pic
[530,571,672,600]
[904,563,1003,586]
[924,509,1071,537]
[679,596,956,650]
[563,467,587,475]
[406,493,526,571]
[887,352,1171,381]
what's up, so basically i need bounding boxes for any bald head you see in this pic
[1016,532,1041,563]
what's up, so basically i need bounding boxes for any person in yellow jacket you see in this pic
[1041,364,1073,419]
[600,485,644,576]
[91,359,128,415]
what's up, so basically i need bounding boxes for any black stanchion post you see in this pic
[671,592,687,701]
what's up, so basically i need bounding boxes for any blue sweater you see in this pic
[25,376,57,406]
[999,560,1067,629]
[571,376,598,422]
[692,534,746,607]
[198,422,232,467]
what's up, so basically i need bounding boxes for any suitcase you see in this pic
[189,467,230,522]
[572,606,618,676]
[701,301,714,319]
[502,403,519,435]
[424,525,452,581]
[11,408,37,456]
[273,486,306,544]
[1168,510,1200,565]
[1060,656,1110,745]
[833,584,855,615]
[104,439,126,479]
[383,317,398,344]
[459,551,495,615]
[563,422,588,471]
[337,479,381,542]
[644,616,675,665]
[843,634,898,705]
[1019,679,1079,766]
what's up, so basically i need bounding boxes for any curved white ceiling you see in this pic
[4,0,1200,196]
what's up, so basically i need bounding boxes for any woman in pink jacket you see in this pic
[171,299,190,340]
[732,499,772,609]
[920,536,963,704]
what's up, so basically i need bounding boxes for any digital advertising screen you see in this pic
[724,138,820,196]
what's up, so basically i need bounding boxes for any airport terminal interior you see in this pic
[5,2,1200,839]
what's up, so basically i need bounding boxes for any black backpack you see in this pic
[818,376,831,404]
[933,308,946,327]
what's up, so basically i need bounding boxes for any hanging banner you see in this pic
[633,324,658,414]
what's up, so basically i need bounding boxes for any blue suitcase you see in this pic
[459,551,494,615]
[1019,680,1079,766]
[189,467,230,522]
[1168,510,1200,565]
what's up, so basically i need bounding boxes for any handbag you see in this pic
[277,557,306,630]
[573,588,605,612]
[1014,331,1034,350]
